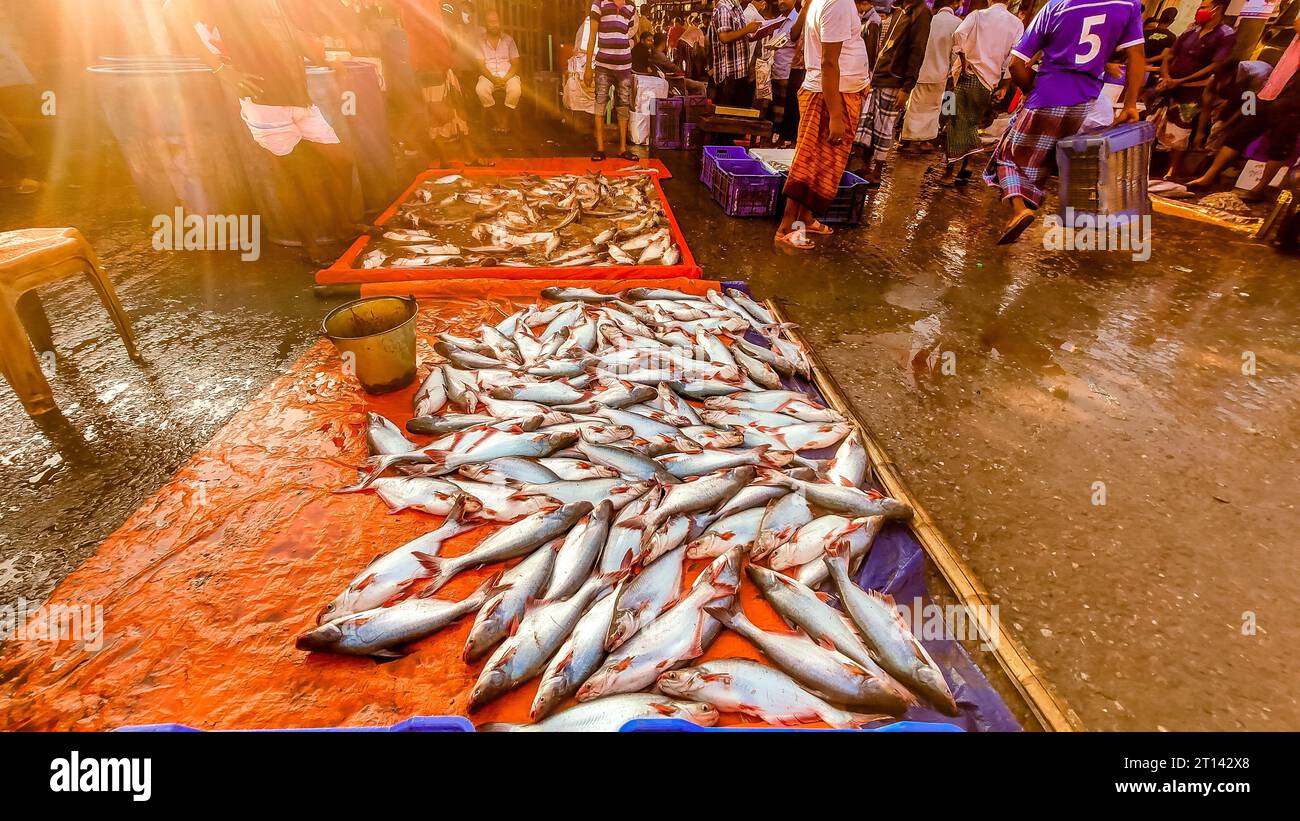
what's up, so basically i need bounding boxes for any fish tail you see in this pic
[417,555,458,596]
[838,711,889,730]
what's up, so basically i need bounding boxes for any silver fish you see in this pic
[544,500,615,599]
[823,542,959,716]
[744,564,912,713]
[599,486,662,574]
[463,539,560,662]
[297,574,496,658]
[606,545,686,651]
[731,345,784,389]
[537,458,621,480]
[483,693,717,732]
[825,431,869,488]
[444,478,560,523]
[769,515,881,572]
[760,474,913,521]
[685,507,766,559]
[706,601,909,711]
[421,501,592,594]
[346,476,482,518]
[412,368,448,417]
[366,412,416,456]
[712,484,789,519]
[469,572,615,710]
[623,467,755,537]
[458,457,561,485]
[653,382,703,426]
[742,422,851,452]
[657,658,886,729]
[657,445,793,479]
[514,478,653,509]
[576,440,679,484]
[578,547,742,700]
[317,496,476,624]
[751,491,814,562]
[531,590,618,719]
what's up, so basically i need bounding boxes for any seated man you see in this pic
[1188,16,1300,202]
[475,10,522,135]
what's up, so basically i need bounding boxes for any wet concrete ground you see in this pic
[660,150,1300,732]
[1,120,1296,731]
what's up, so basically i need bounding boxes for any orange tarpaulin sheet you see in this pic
[0,295,828,731]
[357,277,719,301]
[317,159,701,286]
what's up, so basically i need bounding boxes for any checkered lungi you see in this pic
[982,102,1089,209]
[943,71,993,163]
[855,86,905,162]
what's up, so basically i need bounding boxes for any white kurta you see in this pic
[900,8,962,141]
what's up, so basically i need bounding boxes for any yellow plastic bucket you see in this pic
[321,296,418,394]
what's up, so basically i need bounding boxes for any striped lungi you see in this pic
[784,87,867,214]
[943,71,993,163]
[982,102,1089,209]
[855,86,905,162]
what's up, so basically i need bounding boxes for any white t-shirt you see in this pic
[802,0,871,94]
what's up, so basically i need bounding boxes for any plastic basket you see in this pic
[652,96,685,150]
[817,170,871,226]
[1055,120,1154,222]
[700,144,752,189]
[712,158,782,217]
[682,122,702,149]
[682,94,711,124]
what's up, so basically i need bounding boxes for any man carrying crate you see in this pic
[983,0,1146,244]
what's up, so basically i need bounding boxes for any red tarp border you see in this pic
[316,158,701,285]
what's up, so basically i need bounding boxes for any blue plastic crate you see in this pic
[620,719,965,732]
[817,170,870,226]
[1056,120,1155,222]
[712,158,781,217]
[700,144,751,189]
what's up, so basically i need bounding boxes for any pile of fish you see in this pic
[297,285,961,731]
[357,173,683,270]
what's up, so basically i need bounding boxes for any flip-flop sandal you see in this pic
[997,211,1035,245]
[804,221,833,235]
[591,151,607,162]
[774,230,816,250]
[617,151,639,161]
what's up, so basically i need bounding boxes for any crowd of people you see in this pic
[3,0,1297,258]
[603,0,1299,249]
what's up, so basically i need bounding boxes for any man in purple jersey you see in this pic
[984,0,1146,243]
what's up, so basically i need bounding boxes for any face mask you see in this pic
[1195,8,1214,23]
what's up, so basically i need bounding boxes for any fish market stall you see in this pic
[318,158,703,288]
[0,280,1060,732]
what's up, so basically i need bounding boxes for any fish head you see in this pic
[914,666,960,717]
[676,701,720,726]
[316,592,350,625]
[295,621,344,652]
[878,498,914,521]
[529,678,568,721]
[654,668,703,697]
[604,610,638,651]
[743,563,782,593]
[469,664,512,711]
